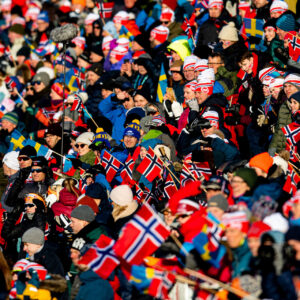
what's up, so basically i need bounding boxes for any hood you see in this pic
[167,39,191,61]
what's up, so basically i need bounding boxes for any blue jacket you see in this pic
[76,270,114,300]
[99,94,127,143]
[231,240,252,278]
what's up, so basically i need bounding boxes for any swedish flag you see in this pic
[9,130,26,151]
[119,25,134,42]
[129,265,154,292]
[156,64,167,103]
[25,139,53,159]
[244,18,264,49]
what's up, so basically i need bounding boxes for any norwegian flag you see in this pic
[142,186,156,203]
[134,185,144,203]
[78,169,87,193]
[101,150,122,182]
[120,157,135,183]
[149,270,176,299]
[180,162,211,187]
[39,33,49,47]
[136,147,163,182]
[4,46,14,63]
[95,1,114,19]
[72,69,86,91]
[113,202,170,265]
[282,122,300,146]
[4,76,16,92]
[78,235,120,279]
[163,174,177,199]
[283,165,300,195]
[70,94,84,111]
[182,17,193,40]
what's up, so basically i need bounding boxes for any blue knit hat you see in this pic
[2,112,18,126]
[276,13,296,32]
[123,120,141,140]
[92,128,110,148]
[37,11,49,23]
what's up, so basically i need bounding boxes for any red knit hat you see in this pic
[249,152,273,174]
[150,25,169,43]
[247,221,271,238]
[162,0,177,12]
[222,211,249,234]
[160,8,175,22]
[110,46,128,61]
[76,195,99,214]
[176,199,200,216]
[51,82,69,99]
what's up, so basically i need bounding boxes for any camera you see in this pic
[225,104,240,115]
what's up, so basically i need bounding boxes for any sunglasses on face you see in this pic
[161,21,169,24]
[33,81,42,85]
[18,156,30,161]
[120,98,130,103]
[26,87,34,92]
[31,168,43,173]
[171,71,181,74]
[75,144,86,149]
[25,203,35,208]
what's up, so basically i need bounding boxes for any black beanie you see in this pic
[285,226,300,242]
[134,34,148,50]
[133,87,153,103]
[31,156,48,168]
[19,145,37,158]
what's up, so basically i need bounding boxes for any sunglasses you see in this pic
[18,156,30,161]
[24,203,35,208]
[75,144,87,148]
[31,168,43,173]
[26,87,34,91]
[177,214,189,219]
[33,81,42,85]
[120,99,130,103]
[161,21,169,24]
[171,71,181,74]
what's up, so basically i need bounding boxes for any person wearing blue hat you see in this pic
[35,11,51,45]
[276,13,296,40]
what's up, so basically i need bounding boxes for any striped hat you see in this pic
[258,66,279,82]
[113,11,129,25]
[110,46,128,61]
[284,73,300,87]
[72,36,86,50]
[208,0,223,9]
[202,110,219,128]
[185,80,197,92]
[269,77,284,89]
[12,17,26,27]
[13,259,47,280]
[92,127,110,148]
[262,75,273,86]
[176,199,200,216]
[183,55,198,70]
[195,68,215,95]
[51,82,69,99]
[2,112,18,126]
[238,1,250,10]
[194,59,208,72]
[222,211,249,234]
[160,8,175,22]
[25,6,40,21]
[84,13,99,25]
[150,25,169,43]
[102,36,113,51]
[270,0,288,14]
[117,37,130,50]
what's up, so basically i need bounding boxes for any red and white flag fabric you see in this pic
[282,122,300,162]
[96,1,114,19]
[113,202,170,265]
[78,235,120,279]
[101,150,122,182]
[70,94,84,111]
[136,147,163,182]
[120,157,135,183]
[283,165,300,195]
[163,174,177,199]
[180,162,211,187]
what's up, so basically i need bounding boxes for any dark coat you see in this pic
[85,78,103,117]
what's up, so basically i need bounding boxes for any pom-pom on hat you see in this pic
[218,22,238,42]
[150,25,169,43]
[123,119,141,140]
[249,152,274,174]
[110,46,128,61]
[91,127,110,148]
[160,8,175,22]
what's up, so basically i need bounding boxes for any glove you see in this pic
[0,128,9,139]
[70,158,83,169]
[45,194,57,208]
[274,47,289,64]
[257,114,266,127]
[26,106,38,116]
[225,115,240,126]
[55,214,71,229]
[186,99,199,112]
[171,101,183,120]
[248,36,261,45]
[163,99,173,118]
[87,164,106,176]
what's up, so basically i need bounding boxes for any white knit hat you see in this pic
[113,11,129,24]
[194,59,208,72]
[116,37,130,50]
[218,22,238,42]
[84,13,99,25]
[110,185,134,206]
[102,36,113,51]
[75,132,94,146]
[284,73,300,87]
[3,151,20,171]
[270,0,288,14]
[208,0,223,9]
[269,77,284,89]
[263,212,289,233]
[183,55,198,70]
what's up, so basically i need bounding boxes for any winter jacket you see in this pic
[265,37,284,67]
[231,239,252,278]
[74,150,96,179]
[85,78,103,117]
[76,270,114,300]
[167,22,184,42]
[1,171,19,212]
[215,66,238,97]
[269,101,292,154]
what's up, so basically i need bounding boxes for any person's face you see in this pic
[77,58,91,70]
[288,240,300,260]
[220,39,234,49]
[36,20,49,32]
[33,80,46,93]
[25,202,37,214]
[86,71,100,86]
[208,7,222,18]
[45,134,61,149]
[177,214,191,225]
[101,89,112,99]
[184,87,195,101]
[90,52,103,63]
[134,94,148,107]
[253,0,268,8]
[84,23,93,35]
[225,227,245,248]
[140,146,147,159]
[138,65,147,76]
[122,97,135,110]
[161,19,171,27]
[206,206,224,221]
[132,41,143,51]
[124,135,138,148]
[170,68,183,82]
[18,155,32,169]
[50,89,62,101]
[292,202,300,219]
[183,69,195,81]
[1,119,16,132]
[31,166,46,182]
[76,143,90,156]
[239,57,253,74]
[270,87,281,99]
[270,11,282,19]
[195,91,209,104]
[263,84,271,97]
[201,126,214,137]
[23,242,41,256]
[70,217,87,234]
[264,28,276,42]
[208,56,224,74]
[70,248,81,265]
[248,237,261,256]
[252,166,267,178]
[290,98,300,113]
[171,51,181,61]
[163,209,176,226]
[276,27,286,40]
[231,176,250,197]
[124,0,137,8]
[284,83,299,99]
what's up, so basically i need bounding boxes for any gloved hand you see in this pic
[163,99,174,117]
[19,166,31,182]
[257,114,266,127]
[248,36,261,45]
[225,115,240,126]
[274,47,289,64]
[172,101,183,120]
[70,158,83,169]
[87,164,106,176]
[26,106,38,116]
[45,194,57,208]
[55,214,71,229]
[186,99,199,112]
[0,128,9,139]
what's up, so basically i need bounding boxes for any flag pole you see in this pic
[82,106,99,128]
